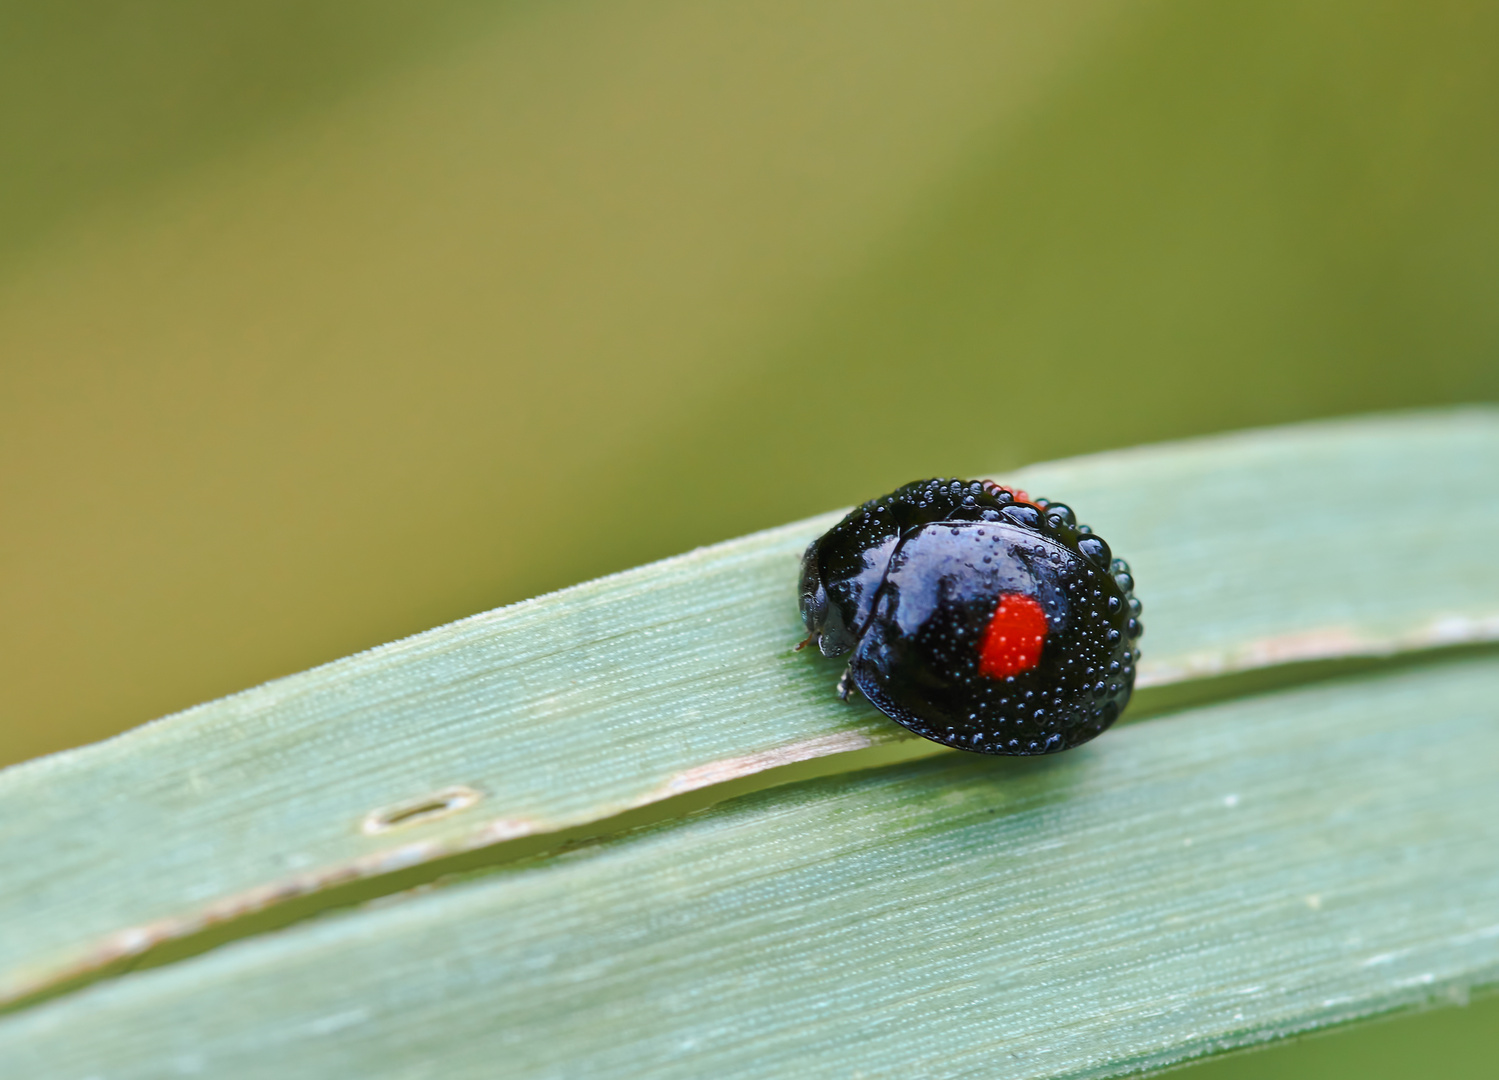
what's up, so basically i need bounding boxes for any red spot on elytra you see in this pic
[978,593,1048,679]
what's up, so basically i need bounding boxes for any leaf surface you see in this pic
[3,656,1496,1079]
[1,409,1496,1009]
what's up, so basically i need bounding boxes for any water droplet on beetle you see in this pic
[1001,504,1040,529]
[1077,536,1111,567]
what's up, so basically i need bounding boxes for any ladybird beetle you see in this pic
[798,478,1142,754]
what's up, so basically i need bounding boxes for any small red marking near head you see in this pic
[981,480,1037,507]
[978,593,1048,679]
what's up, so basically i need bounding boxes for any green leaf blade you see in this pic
[4,656,1496,1079]
[1,409,1496,1009]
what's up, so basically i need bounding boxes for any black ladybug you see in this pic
[798,478,1142,754]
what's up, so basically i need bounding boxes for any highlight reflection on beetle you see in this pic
[799,479,1142,755]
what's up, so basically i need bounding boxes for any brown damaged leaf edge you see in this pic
[640,732,878,802]
[1134,612,1499,687]
[0,731,889,1012]
[1,813,538,1012]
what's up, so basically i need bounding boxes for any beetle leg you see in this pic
[836,664,856,701]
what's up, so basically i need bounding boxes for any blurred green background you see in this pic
[1,1,1495,1073]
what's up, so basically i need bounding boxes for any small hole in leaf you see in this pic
[362,786,482,835]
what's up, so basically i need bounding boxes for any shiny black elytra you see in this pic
[798,478,1142,755]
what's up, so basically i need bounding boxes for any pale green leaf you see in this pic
[0,408,1496,1027]
[2,656,1495,1078]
